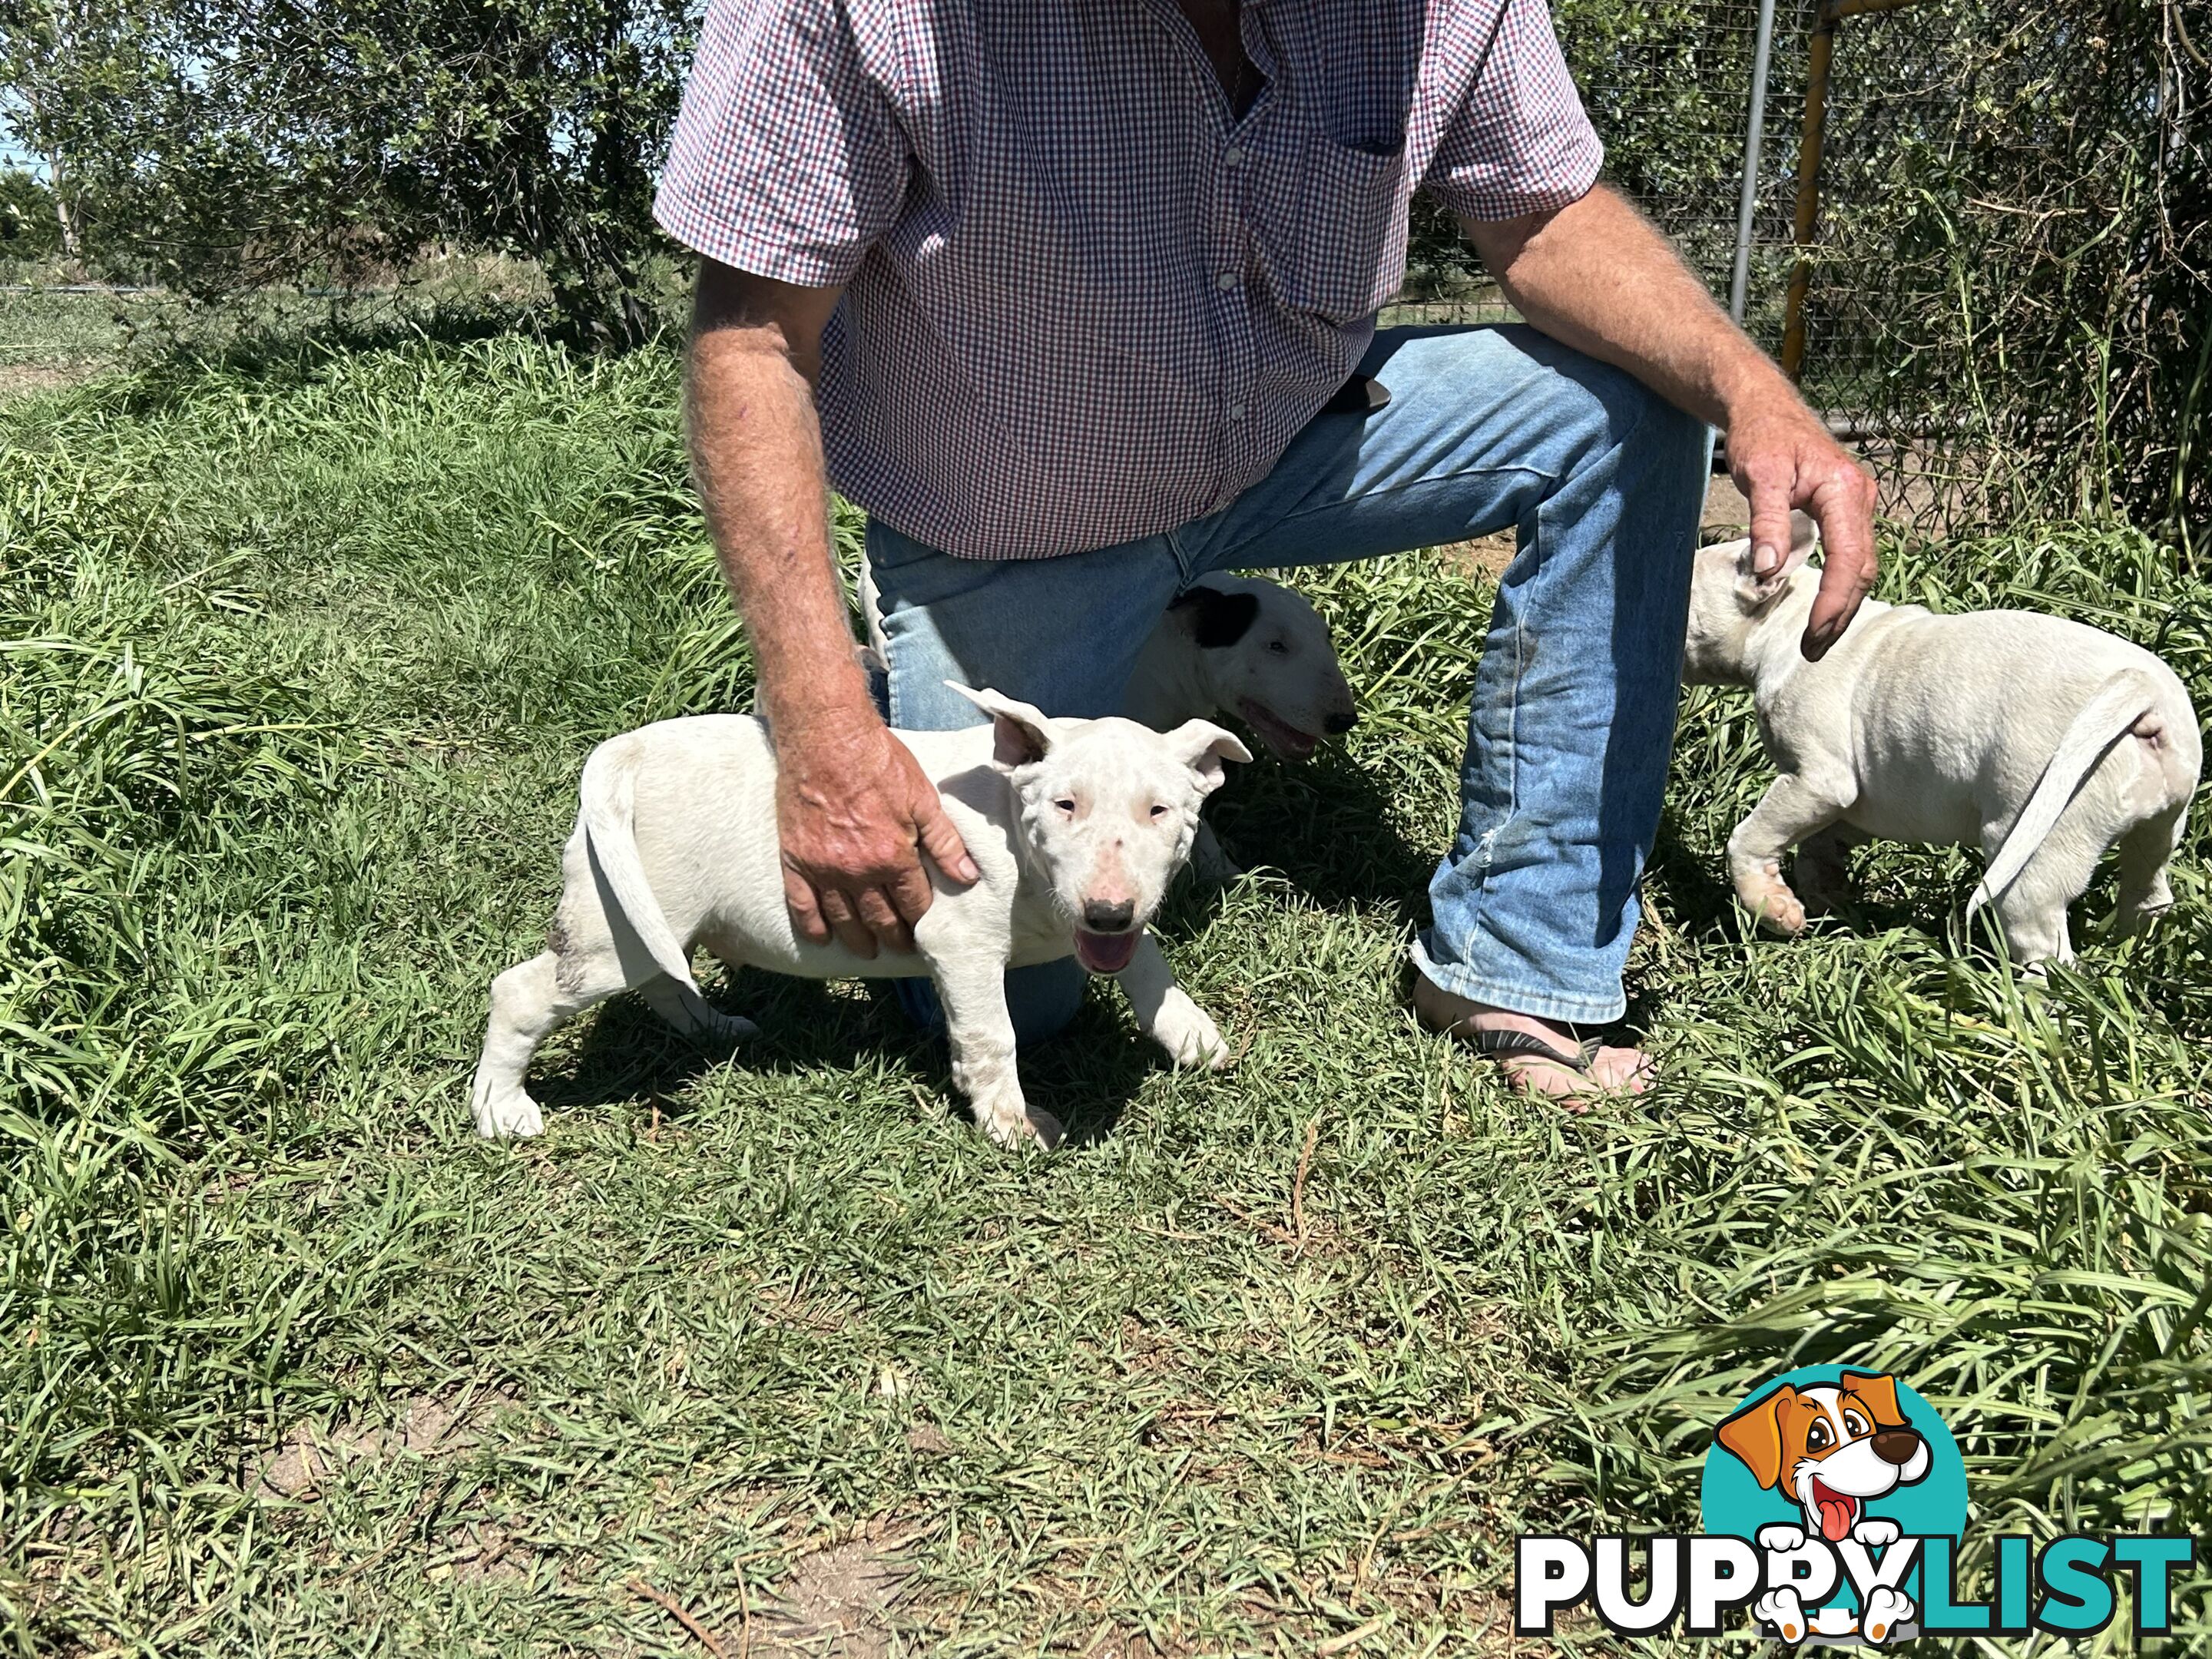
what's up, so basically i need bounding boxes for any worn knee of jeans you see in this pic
[1560,358,1709,484]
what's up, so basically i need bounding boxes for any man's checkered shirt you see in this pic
[657,0,1604,560]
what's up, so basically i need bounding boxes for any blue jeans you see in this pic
[870,323,1708,1037]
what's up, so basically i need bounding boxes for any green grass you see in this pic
[2,329,2207,1656]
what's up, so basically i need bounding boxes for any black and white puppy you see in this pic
[1124,577,1357,876]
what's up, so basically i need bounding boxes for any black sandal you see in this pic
[1465,1025,1598,1074]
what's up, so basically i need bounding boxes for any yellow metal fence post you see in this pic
[1780,2,1836,382]
[1779,0,1928,384]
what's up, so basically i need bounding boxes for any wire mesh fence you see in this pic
[1804,0,2204,538]
[1403,0,2209,540]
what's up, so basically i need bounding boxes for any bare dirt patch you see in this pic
[750,1541,914,1657]
[0,363,91,400]
[256,1389,502,1499]
[434,1519,535,1585]
[1701,472,1752,534]
[1435,476,1756,576]
[1437,532,1514,578]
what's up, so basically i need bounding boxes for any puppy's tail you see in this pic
[578,737,701,995]
[1969,669,2163,916]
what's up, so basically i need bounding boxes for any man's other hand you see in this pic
[1725,392,1880,661]
[773,712,981,957]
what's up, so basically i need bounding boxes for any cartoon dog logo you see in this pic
[1715,1371,1932,1644]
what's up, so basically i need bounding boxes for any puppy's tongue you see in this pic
[1817,1494,1856,1542]
[1074,929,1141,975]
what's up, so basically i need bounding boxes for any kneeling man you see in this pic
[656,0,1879,1101]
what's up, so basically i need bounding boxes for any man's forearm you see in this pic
[684,313,873,739]
[1464,184,1879,657]
[681,262,977,954]
[1462,184,1788,429]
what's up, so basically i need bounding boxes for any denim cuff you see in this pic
[1408,935,1628,1026]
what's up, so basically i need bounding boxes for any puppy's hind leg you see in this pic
[2113,799,2185,938]
[1983,833,2102,971]
[472,945,628,1139]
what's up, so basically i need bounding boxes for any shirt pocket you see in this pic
[1273,135,1412,325]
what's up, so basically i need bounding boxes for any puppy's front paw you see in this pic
[1151,993,1231,1070]
[1861,1584,1914,1644]
[474,1088,545,1139]
[967,1077,1053,1151]
[1754,1588,1808,1645]
[1852,1518,1902,1548]
[974,1096,1035,1150]
[1757,1523,1808,1553]
[1731,857,1808,935]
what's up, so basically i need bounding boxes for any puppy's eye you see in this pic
[1149,803,1170,820]
[1843,1410,1870,1438]
[1806,1421,1832,1452]
[1267,639,1291,655]
[1054,797,1077,815]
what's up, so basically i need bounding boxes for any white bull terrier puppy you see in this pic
[472,685,1250,1149]
[1122,576,1359,878]
[1684,513,2200,966]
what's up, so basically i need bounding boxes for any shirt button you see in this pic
[1227,403,1247,421]
[1224,146,1247,167]
[1216,271,1240,291]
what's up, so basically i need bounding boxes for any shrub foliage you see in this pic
[0,0,694,339]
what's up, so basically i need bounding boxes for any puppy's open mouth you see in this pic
[1810,1478,1861,1542]
[1073,929,1142,975]
[1236,697,1320,761]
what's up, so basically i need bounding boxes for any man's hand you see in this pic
[775,711,981,957]
[1723,389,1879,660]
[1462,186,1883,659]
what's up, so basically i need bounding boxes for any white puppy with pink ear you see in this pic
[1684,513,2200,966]
[471,685,1250,1151]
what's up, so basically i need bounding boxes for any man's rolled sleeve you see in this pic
[1422,0,1604,222]
[654,0,910,288]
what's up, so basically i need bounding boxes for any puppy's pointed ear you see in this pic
[1841,1372,1904,1429]
[1716,1385,1793,1490]
[1733,515,1820,614]
[1790,508,1820,556]
[1169,584,1261,649]
[945,682,1057,768]
[1166,719,1252,795]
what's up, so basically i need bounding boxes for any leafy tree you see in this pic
[0,0,699,339]
[0,165,61,257]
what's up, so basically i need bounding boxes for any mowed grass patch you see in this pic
[2,334,2207,1655]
